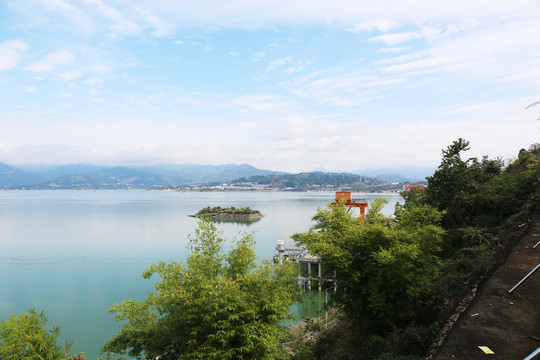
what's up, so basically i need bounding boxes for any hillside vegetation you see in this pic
[288,139,540,360]
[232,171,387,190]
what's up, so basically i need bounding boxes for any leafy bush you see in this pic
[103,219,299,360]
[0,309,73,360]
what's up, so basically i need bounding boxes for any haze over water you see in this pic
[0,190,402,359]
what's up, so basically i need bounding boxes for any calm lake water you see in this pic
[0,190,402,359]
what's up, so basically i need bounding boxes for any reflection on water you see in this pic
[204,217,263,226]
[288,290,327,324]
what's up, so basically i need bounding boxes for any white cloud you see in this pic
[229,93,296,113]
[370,31,421,45]
[286,69,406,107]
[144,14,174,37]
[58,90,74,98]
[252,51,266,61]
[24,49,75,73]
[135,0,535,29]
[286,61,311,74]
[25,85,37,92]
[345,19,399,33]
[377,18,540,86]
[39,0,95,32]
[371,19,482,47]
[84,0,140,35]
[376,47,408,54]
[56,70,83,80]
[85,78,104,86]
[90,63,111,73]
[375,50,429,65]
[267,56,291,71]
[3,0,540,171]
[0,40,28,71]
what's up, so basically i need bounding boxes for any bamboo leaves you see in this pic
[103,219,299,360]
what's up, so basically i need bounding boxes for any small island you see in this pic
[190,206,264,222]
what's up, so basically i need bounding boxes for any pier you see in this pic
[275,241,336,291]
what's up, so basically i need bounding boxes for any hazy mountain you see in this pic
[1,163,284,189]
[0,163,38,187]
[32,166,168,189]
[1,162,423,189]
[20,164,107,183]
[142,163,284,184]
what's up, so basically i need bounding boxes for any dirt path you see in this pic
[434,221,540,359]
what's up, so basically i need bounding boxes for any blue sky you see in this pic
[1,0,539,172]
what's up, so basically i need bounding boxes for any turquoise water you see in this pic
[0,190,402,359]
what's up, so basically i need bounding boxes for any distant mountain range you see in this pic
[0,163,284,189]
[0,162,428,190]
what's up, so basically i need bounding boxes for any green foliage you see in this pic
[425,139,539,231]
[425,138,472,227]
[291,139,540,359]
[103,219,300,360]
[292,200,444,339]
[0,309,72,360]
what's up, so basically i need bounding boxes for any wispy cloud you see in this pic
[0,40,28,71]
[376,46,408,54]
[24,49,74,73]
[56,70,83,80]
[345,19,399,33]
[85,78,104,86]
[2,0,539,171]
[58,90,74,98]
[376,18,540,86]
[286,70,406,107]
[85,0,140,35]
[370,31,421,46]
[266,56,291,71]
[229,93,296,113]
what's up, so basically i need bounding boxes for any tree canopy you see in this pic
[0,309,74,360]
[103,220,300,360]
[292,198,444,341]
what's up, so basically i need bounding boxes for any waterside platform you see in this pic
[274,241,336,291]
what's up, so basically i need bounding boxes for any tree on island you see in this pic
[102,219,299,360]
[195,206,261,216]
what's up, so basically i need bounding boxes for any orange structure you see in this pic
[332,191,368,222]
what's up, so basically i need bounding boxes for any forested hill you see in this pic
[231,171,384,189]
